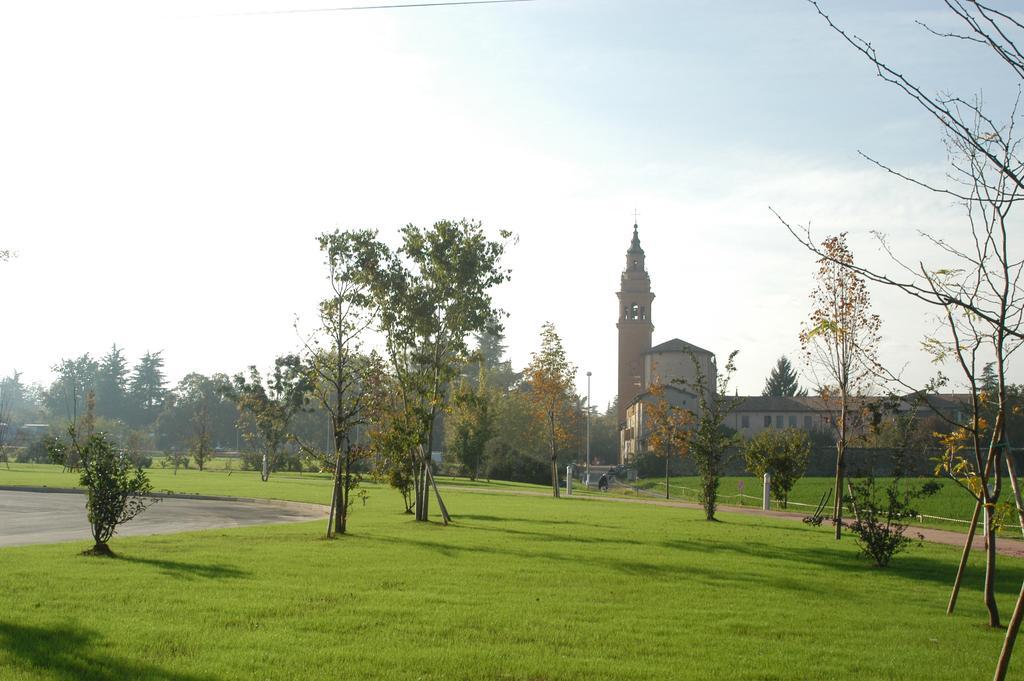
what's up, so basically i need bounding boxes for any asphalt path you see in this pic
[0,490,327,548]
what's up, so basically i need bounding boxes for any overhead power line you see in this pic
[231,0,537,16]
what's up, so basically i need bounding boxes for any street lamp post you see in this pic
[586,371,592,488]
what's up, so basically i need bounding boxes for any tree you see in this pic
[682,351,741,521]
[483,388,549,484]
[45,355,98,423]
[0,373,14,470]
[777,3,1024,658]
[644,382,695,499]
[128,351,168,427]
[357,219,511,522]
[743,428,811,508]
[47,429,155,555]
[524,322,577,498]
[762,356,807,397]
[224,360,307,482]
[799,233,881,540]
[95,344,129,421]
[446,369,498,481]
[175,373,230,472]
[292,229,381,537]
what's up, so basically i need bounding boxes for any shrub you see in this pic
[743,428,811,508]
[847,473,940,567]
[49,431,156,555]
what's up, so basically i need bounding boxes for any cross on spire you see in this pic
[632,208,640,225]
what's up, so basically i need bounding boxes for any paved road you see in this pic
[0,490,327,548]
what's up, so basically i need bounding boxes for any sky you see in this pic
[1,0,1020,409]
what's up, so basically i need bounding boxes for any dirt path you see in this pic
[439,483,1024,559]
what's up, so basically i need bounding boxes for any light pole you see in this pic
[586,371,592,488]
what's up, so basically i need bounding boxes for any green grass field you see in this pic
[2,467,1024,680]
[0,463,1010,533]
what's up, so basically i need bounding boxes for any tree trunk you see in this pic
[833,398,846,540]
[665,456,670,499]
[985,504,1001,628]
[549,410,559,498]
[413,451,424,521]
[337,453,350,535]
[948,496,982,615]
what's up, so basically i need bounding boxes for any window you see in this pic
[804,415,813,430]
[788,415,796,427]
[776,414,784,428]
[764,415,771,427]
[630,303,639,320]
[741,415,750,428]
[640,306,646,320]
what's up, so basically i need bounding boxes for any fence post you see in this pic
[566,466,573,496]
[762,473,771,511]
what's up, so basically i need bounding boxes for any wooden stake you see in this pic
[948,497,982,615]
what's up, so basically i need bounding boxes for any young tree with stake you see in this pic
[799,234,881,540]
[524,322,577,498]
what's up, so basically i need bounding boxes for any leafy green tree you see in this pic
[47,428,155,555]
[743,428,811,508]
[45,355,98,422]
[368,378,420,514]
[524,322,577,498]
[446,369,498,481]
[225,360,308,482]
[683,351,741,520]
[292,229,382,536]
[0,373,14,469]
[357,219,511,522]
[761,356,807,397]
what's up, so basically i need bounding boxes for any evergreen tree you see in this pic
[129,351,168,426]
[762,356,807,397]
[95,344,129,421]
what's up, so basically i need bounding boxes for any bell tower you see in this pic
[616,222,654,425]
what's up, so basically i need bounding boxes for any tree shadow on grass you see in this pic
[0,621,219,681]
[660,537,1024,597]
[455,513,620,530]
[112,554,249,580]
[361,532,824,594]
[454,521,646,547]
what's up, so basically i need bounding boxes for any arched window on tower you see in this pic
[623,305,628,320]
[630,303,639,320]
[640,306,646,320]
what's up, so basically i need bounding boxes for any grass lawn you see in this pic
[0,464,545,506]
[0,463,337,505]
[2,477,1024,680]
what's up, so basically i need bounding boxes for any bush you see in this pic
[743,428,811,508]
[484,442,548,485]
[847,473,940,567]
[48,431,156,554]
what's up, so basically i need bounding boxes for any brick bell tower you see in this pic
[616,222,654,426]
